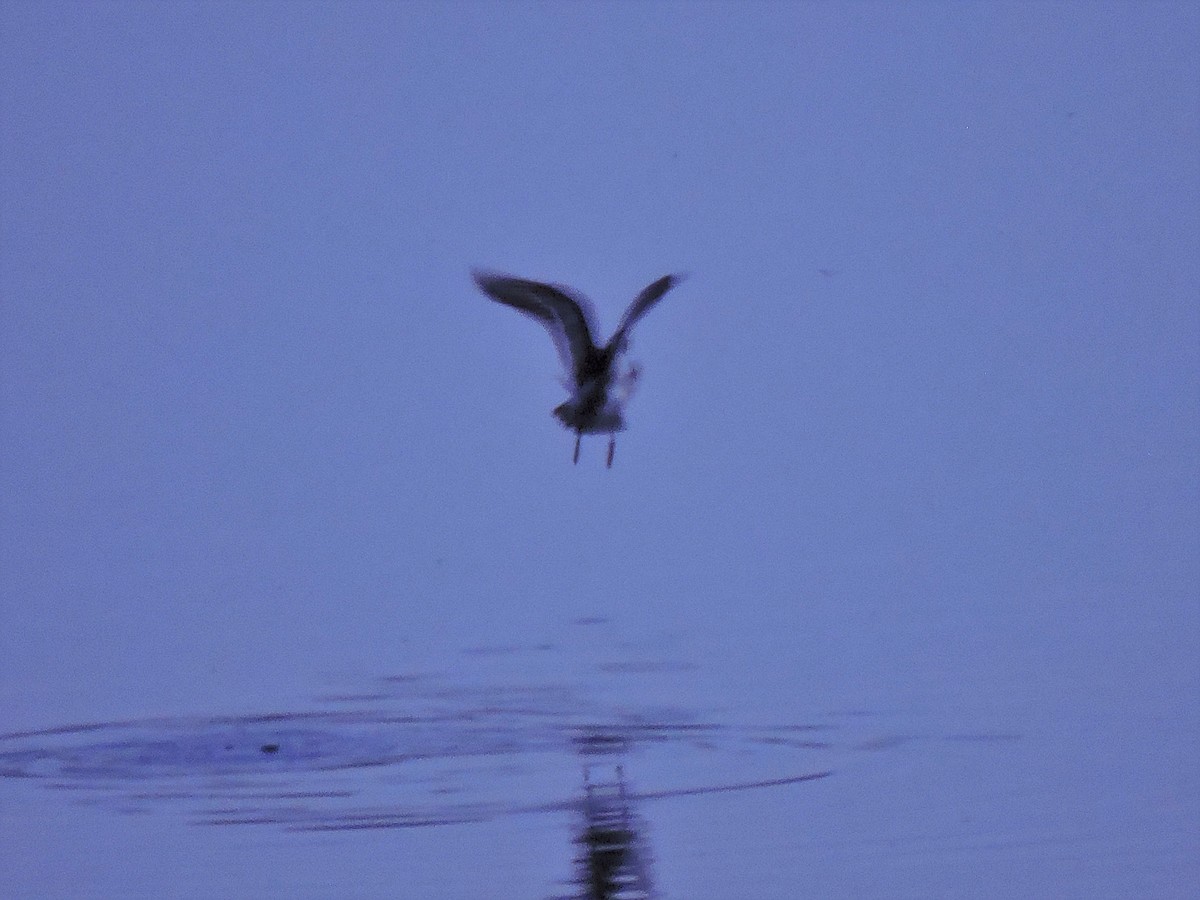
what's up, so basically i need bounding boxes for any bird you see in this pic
[472,270,682,467]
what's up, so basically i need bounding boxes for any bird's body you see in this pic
[472,271,681,466]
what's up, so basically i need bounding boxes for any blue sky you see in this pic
[2,2,1197,897]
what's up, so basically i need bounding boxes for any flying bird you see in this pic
[472,270,682,467]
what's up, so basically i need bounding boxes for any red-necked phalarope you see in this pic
[472,270,682,467]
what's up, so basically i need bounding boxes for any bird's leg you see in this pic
[607,434,615,468]
[573,432,581,464]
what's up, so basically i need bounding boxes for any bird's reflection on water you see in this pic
[558,766,655,900]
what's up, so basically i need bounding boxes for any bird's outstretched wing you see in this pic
[472,271,599,378]
[611,274,682,352]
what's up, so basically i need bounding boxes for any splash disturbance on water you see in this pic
[0,668,839,833]
[1,626,1024,899]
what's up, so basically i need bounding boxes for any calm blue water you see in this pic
[8,620,1179,898]
[1,623,1049,899]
